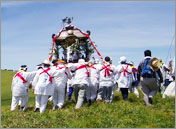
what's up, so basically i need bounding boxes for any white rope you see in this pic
[165,34,175,64]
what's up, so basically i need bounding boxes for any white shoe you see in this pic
[11,109,15,112]
[58,103,63,109]
[22,107,27,112]
[48,96,53,102]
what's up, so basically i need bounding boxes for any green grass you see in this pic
[1,70,175,128]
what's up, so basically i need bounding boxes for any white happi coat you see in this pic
[11,71,36,96]
[54,64,71,87]
[67,62,89,86]
[161,64,172,81]
[97,63,116,87]
[32,67,56,96]
[67,71,75,89]
[88,64,100,86]
[116,63,133,88]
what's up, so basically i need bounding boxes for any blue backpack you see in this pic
[141,58,154,78]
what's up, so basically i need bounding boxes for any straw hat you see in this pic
[56,59,66,64]
[149,57,161,72]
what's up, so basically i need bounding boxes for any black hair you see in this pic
[144,50,151,57]
[52,60,58,64]
[43,64,50,68]
[21,65,27,68]
[105,56,110,62]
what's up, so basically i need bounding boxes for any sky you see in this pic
[1,1,175,71]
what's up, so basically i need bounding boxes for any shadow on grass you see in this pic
[113,95,121,102]
[25,106,35,111]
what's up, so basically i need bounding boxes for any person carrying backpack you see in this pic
[137,50,163,106]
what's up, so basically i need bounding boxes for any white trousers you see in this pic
[18,91,29,107]
[35,95,49,113]
[110,84,115,101]
[53,85,66,108]
[11,95,28,111]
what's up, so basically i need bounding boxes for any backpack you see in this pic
[141,58,154,78]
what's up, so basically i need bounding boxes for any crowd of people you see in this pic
[10,49,175,114]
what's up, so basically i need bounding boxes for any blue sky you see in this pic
[1,1,175,71]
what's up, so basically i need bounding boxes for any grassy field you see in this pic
[1,70,175,128]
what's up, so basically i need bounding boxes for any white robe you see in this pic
[162,81,175,98]
[53,64,71,108]
[97,64,116,87]
[11,71,36,96]
[88,65,100,86]
[116,64,133,88]
[67,63,90,86]
[32,67,57,96]
[54,64,71,87]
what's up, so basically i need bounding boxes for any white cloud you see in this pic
[1,1,175,70]
[1,1,35,8]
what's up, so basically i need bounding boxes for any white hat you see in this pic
[78,59,85,64]
[42,60,51,65]
[119,56,126,63]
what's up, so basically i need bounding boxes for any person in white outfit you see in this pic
[116,56,133,100]
[48,60,59,102]
[11,65,36,112]
[109,57,116,102]
[96,56,117,103]
[67,59,89,109]
[160,63,172,94]
[53,60,71,110]
[86,61,100,106]
[127,61,139,98]
[32,60,57,114]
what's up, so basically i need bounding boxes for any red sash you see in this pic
[100,65,113,77]
[56,67,64,70]
[56,66,68,76]
[75,65,89,77]
[40,68,54,83]
[89,65,96,69]
[15,72,27,83]
[120,65,131,76]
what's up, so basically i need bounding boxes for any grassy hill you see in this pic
[1,70,175,128]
